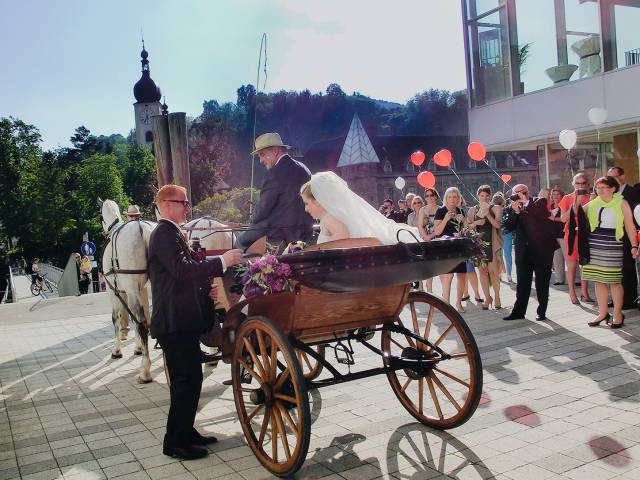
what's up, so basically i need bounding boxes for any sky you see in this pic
[0,0,466,149]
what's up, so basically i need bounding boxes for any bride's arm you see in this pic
[417,207,429,240]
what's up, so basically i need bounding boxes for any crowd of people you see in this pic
[383,166,640,328]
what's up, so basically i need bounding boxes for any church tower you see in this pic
[133,42,162,147]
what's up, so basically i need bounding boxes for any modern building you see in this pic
[133,43,162,148]
[461,0,640,191]
[304,113,539,205]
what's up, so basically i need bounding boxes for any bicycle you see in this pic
[30,273,56,296]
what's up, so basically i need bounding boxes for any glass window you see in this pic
[565,0,601,79]
[547,142,610,192]
[607,1,640,69]
[515,0,557,93]
[467,8,512,105]
[383,160,392,173]
[467,0,505,17]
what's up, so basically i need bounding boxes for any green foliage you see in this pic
[114,142,157,207]
[193,187,259,224]
[76,153,129,240]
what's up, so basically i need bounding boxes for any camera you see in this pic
[576,189,589,195]
[509,193,521,201]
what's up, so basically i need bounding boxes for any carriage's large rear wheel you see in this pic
[382,291,482,429]
[232,316,310,477]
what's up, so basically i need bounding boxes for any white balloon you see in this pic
[395,176,406,190]
[559,129,577,150]
[634,204,640,226]
[588,107,608,126]
[637,147,640,159]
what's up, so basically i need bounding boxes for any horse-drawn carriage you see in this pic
[188,224,483,477]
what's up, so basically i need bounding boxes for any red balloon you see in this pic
[410,151,425,166]
[468,142,486,161]
[417,171,435,189]
[501,174,512,183]
[433,149,452,167]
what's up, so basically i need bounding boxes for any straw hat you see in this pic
[126,205,141,216]
[251,133,290,155]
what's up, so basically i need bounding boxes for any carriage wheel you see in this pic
[296,345,325,381]
[381,291,482,429]
[232,316,311,477]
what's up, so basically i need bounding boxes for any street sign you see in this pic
[81,241,96,257]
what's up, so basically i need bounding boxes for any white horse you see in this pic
[100,199,156,384]
[183,216,234,253]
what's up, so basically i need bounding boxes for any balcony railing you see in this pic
[625,48,640,67]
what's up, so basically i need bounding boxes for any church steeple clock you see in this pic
[133,42,161,147]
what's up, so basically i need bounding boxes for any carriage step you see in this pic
[337,358,355,366]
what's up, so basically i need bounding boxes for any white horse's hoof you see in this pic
[134,349,142,356]
[111,352,123,359]
[137,376,152,384]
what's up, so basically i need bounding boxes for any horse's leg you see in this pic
[111,297,123,359]
[120,292,130,341]
[132,295,152,384]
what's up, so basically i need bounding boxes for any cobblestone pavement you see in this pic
[1,278,640,480]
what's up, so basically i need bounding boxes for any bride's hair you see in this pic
[300,181,314,199]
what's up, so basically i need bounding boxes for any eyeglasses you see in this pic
[413,201,423,205]
[574,181,588,186]
[165,199,191,207]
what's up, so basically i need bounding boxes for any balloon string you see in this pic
[448,168,480,203]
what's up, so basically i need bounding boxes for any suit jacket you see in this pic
[149,220,224,337]
[503,197,558,262]
[238,154,313,248]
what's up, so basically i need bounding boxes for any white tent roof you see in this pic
[336,113,380,167]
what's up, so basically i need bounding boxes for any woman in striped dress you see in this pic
[577,176,639,328]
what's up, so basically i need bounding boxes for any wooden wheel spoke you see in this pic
[401,376,412,393]
[410,302,420,335]
[418,378,424,414]
[258,406,271,446]
[397,319,416,348]
[423,304,434,340]
[277,403,298,434]
[271,414,278,462]
[426,377,444,420]
[239,387,258,393]
[434,324,454,346]
[270,342,278,382]
[390,336,407,351]
[274,393,298,405]
[433,367,470,388]
[274,368,291,391]
[247,403,264,423]
[243,338,267,379]
[449,352,469,359]
[238,359,263,383]
[256,330,271,372]
[273,407,291,461]
[431,372,461,412]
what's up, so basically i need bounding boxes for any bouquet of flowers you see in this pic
[456,227,489,268]
[236,254,294,297]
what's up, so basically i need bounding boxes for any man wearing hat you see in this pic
[126,204,141,222]
[238,133,313,251]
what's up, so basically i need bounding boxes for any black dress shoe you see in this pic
[163,445,208,460]
[553,282,564,286]
[535,314,548,321]
[190,432,218,445]
[503,314,525,321]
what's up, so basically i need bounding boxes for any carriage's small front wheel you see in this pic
[296,345,325,381]
[232,316,310,477]
[382,291,482,429]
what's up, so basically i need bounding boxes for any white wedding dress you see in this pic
[310,171,421,245]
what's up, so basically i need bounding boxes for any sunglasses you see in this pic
[413,201,423,205]
[165,199,191,207]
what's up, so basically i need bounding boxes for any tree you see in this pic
[75,153,129,241]
[192,187,258,223]
[114,143,156,209]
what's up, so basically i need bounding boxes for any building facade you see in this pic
[462,0,640,192]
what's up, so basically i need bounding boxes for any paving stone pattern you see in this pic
[1,279,640,479]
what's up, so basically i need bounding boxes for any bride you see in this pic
[299,171,421,245]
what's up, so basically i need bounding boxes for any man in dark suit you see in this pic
[149,184,243,461]
[503,184,559,321]
[608,166,638,309]
[238,133,314,252]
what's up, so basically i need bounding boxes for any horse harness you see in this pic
[100,218,153,323]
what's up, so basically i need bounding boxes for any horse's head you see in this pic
[101,199,123,233]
